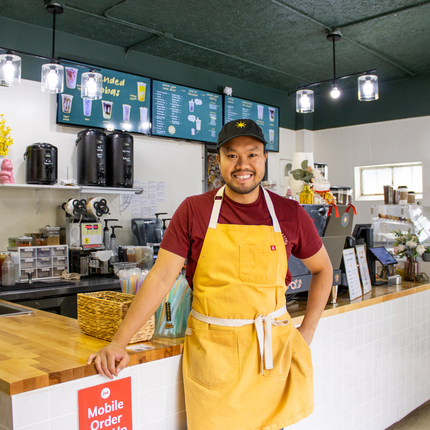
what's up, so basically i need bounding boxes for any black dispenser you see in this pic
[106,132,134,188]
[75,129,106,186]
[23,143,58,185]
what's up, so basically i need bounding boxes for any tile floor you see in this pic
[386,400,430,429]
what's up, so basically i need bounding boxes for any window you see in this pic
[354,162,422,201]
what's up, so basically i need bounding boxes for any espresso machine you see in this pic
[57,197,115,276]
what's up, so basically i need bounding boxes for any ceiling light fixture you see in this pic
[41,1,64,94]
[0,2,102,96]
[0,51,21,86]
[81,70,103,100]
[296,89,314,113]
[296,29,378,113]
[358,74,379,101]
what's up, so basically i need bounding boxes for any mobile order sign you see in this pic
[78,377,132,430]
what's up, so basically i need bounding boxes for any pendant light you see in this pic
[41,2,64,94]
[296,29,379,112]
[0,52,21,86]
[328,31,341,99]
[81,70,103,100]
[358,74,379,101]
[296,89,314,113]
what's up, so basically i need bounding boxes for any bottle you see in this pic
[286,186,293,199]
[2,253,15,286]
[110,226,123,262]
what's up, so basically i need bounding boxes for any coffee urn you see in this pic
[75,129,106,186]
[23,143,58,185]
[106,132,134,188]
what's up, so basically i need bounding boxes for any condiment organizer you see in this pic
[18,245,68,280]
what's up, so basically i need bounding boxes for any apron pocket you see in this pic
[239,244,277,284]
[263,324,293,378]
[187,329,238,389]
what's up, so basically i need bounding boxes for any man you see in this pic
[88,119,333,430]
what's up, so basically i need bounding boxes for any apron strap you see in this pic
[208,185,281,232]
[208,185,225,229]
[260,187,281,233]
[189,305,288,374]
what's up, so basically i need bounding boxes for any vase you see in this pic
[300,183,314,204]
[404,257,418,281]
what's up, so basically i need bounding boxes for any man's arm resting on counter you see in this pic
[87,248,185,379]
[297,245,333,345]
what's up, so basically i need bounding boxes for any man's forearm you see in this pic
[299,267,333,339]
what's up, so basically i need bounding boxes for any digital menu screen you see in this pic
[224,96,279,152]
[152,80,222,143]
[57,61,151,135]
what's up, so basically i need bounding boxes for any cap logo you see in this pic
[236,120,247,128]
[271,245,276,251]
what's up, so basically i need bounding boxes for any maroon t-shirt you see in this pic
[160,188,322,289]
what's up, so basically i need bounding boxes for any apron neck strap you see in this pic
[208,185,281,233]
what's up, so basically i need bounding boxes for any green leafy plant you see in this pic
[392,228,425,259]
[290,160,314,184]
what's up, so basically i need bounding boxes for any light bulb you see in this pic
[301,93,310,110]
[86,77,97,96]
[331,85,340,99]
[47,69,58,90]
[3,60,15,85]
[363,79,373,96]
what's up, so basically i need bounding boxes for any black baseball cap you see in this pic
[216,119,267,151]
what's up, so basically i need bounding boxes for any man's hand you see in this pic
[87,341,130,380]
[296,324,314,346]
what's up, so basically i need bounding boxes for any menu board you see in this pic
[57,61,151,135]
[224,96,279,152]
[152,80,222,143]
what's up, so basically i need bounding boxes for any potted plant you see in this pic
[392,228,425,280]
[290,160,314,204]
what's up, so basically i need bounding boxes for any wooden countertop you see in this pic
[0,304,183,396]
[1,281,429,396]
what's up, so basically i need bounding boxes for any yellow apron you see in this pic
[183,186,314,430]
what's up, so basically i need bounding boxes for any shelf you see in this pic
[79,186,143,195]
[0,183,79,191]
[0,183,142,195]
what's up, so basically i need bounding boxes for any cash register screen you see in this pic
[368,246,398,266]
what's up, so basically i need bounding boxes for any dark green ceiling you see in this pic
[1,0,430,96]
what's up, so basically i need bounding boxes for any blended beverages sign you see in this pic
[57,61,151,135]
[78,377,132,430]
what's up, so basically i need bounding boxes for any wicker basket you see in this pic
[77,291,155,343]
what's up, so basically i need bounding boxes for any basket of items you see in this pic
[77,291,155,343]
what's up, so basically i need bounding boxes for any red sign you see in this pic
[78,377,132,430]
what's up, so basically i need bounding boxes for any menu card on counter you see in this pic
[57,61,151,134]
[342,248,363,301]
[224,96,279,152]
[152,80,222,143]
[355,244,372,294]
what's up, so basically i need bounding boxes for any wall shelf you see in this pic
[0,183,142,214]
[0,183,143,195]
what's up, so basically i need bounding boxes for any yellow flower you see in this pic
[0,114,13,156]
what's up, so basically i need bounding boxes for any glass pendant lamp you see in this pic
[358,74,379,101]
[296,89,314,113]
[0,52,21,86]
[81,70,103,99]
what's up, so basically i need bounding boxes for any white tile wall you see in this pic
[9,354,185,430]
[286,290,430,430]
[5,292,430,430]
